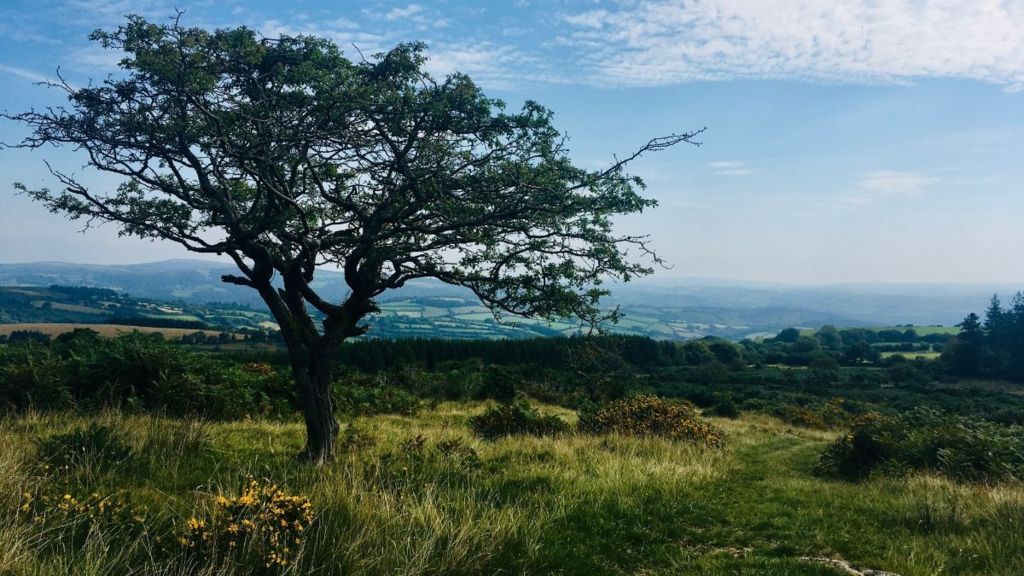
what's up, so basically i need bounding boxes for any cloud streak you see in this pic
[838,171,938,205]
[709,160,751,176]
[561,0,1024,89]
[0,63,59,85]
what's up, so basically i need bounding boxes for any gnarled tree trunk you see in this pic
[276,325,345,464]
[295,349,340,464]
[254,276,356,465]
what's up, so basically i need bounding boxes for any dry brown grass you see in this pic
[0,323,241,339]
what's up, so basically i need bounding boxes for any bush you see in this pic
[780,398,853,429]
[0,344,73,411]
[706,396,740,419]
[578,395,725,447]
[18,490,148,551]
[817,407,1024,482]
[38,423,135,475]
[182,479,313,571]
[470,397,569,439]
[334,385,420,416]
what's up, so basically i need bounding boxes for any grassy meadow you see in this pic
[1,404,1021,576]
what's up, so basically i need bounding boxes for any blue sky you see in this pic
[1,0,1022,284]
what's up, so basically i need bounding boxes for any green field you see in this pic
[880,350,942,360]
[1,405,1021,575]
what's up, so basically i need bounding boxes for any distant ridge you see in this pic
[0,259,1016,337]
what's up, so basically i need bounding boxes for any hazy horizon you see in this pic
[2,1,1022,285]
[1,257,1022,293]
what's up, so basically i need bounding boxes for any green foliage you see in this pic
[0,343,73,411]
[0,333,291,418]
[470,397,570,439]
[706,396,740,419]
[780,397,855,430]
[578,395,725,446]
[334,384,420,416]
[817,407,1024,482]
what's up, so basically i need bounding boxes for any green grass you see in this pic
[0,405,1021,575]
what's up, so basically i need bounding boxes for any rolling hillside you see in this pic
[0,260,1014,340]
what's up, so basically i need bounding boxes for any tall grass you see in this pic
[0,405,1020,575]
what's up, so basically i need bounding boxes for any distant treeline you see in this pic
[332,327,947,373]
[47,285,120,299]
[944,292,1024,381]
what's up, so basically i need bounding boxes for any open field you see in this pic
[880,350,942,360]
[1,404,1021,575]
[0,322,239,340]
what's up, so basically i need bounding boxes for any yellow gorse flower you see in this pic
[178,478,313,572]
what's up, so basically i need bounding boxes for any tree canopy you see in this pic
[4,15,701,461]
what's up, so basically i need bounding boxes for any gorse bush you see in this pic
[780,397,855,430]
[183,479,314,572]
[38,423,134,476]
[18,490,150,552]
[578,395,725,447]
[470,397,570,439]
[817,407,1024,482]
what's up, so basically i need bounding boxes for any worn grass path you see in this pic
[0,404,1021,575]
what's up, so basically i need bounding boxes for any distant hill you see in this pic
[0,260,1015,340]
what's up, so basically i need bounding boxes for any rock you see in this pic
[799,556,901,576]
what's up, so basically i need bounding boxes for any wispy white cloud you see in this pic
[709,160,751,176]
[60,0,175,26]
[0,63,59,85]
[363,3,448,30]
[838,171,938,205]
[424,42,544,89]
[67,45,125,72]
[385,4,423,21]
[259,18,386,55]
[561,0,1024,89]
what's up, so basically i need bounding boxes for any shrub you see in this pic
[38,423,134,475]
[436,438,482,469]
[334,384,420,416]
[578,395,725,447]
[817,407,1024,482]
[706,396,740,419]
[470,397,569,439]
[182,479,314,571]
[780,397,853,429]
[17,490,149,551]
[0,344,73,411]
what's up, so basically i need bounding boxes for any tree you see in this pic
[775,327,801,343]
[948,312,984,377]
[3,16,701,463]
[984,294,1004,337]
